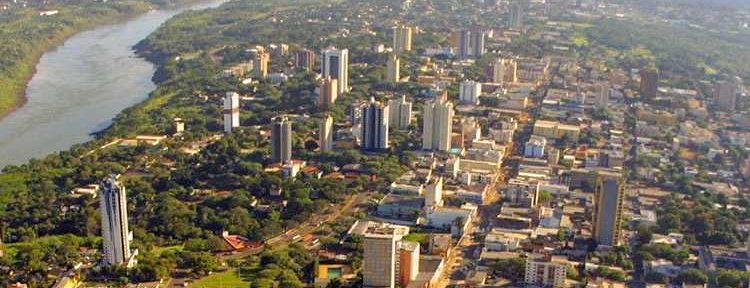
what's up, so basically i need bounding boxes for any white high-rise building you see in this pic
[362,98,390,151]
[99,176,136,267]
[422,98,454,151]
[363,227,397,288]
[459,80,482,105]
[322,47,349,96]
[386,53,400,83]
[319,114,334,152]
[387,95,413,130]
[224,92,240,133]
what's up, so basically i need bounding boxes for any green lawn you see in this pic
[189,270,250,288]
[151,244,183,256]
[403,232,430,246]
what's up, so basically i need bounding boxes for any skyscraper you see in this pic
[593,172,624,247]
[255,50,270,79]
[318,76,338,108]
[295,48,315,72]
[386,53,400,83]
[459,80,482,105]
[99,176,135,267]
[363,227,397,288]
[361,98,390,151]
[422,98,454,151]
[640,68,659,99]
[319,114,334,152]
[509,1,524,30]
[224,92,240,133]
[271,117,293,164]
[387,95,413,130]
[322,47,349,96]
[714,80,737,112]
[392,25,413,53]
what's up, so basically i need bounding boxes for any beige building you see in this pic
[533,120,580,141]
[387,95,412,130]
[524,254,569,288]
[254,50,270,79]
[319,115,334,152]
[318,76,338,108]
[386,53,400,83]
[393,25,413,53]
[422,98,454,151]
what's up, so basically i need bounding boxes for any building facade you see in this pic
[363,228,397,288]
[272,117,293,164]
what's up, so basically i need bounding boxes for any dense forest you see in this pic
[584,19,750,82]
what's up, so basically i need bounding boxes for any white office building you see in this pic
[322,47,349,96]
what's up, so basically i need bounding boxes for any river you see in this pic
[0,0,225,169]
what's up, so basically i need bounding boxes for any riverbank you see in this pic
[0,0,207,120]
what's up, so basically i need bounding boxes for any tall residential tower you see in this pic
[99,176,136,267]
[422,98,454,151]
[224,92,240,133]
[361,98,390,151]
[271,117,293,164]
[593,172,625,247]
[322,47,349,96]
